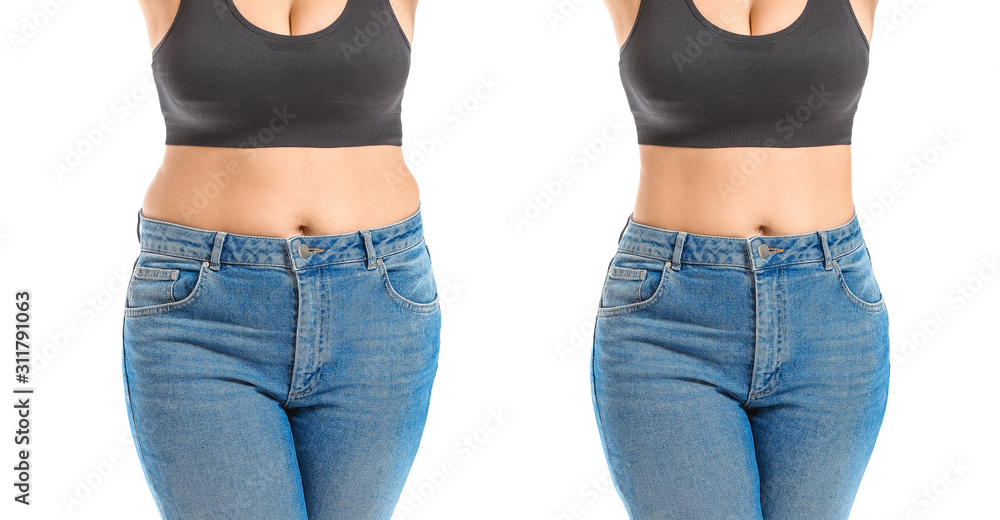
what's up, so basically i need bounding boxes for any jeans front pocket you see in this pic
[832,243,885,313]
[125,252,209,317]
[376,239,440,313]
[597,250,669,317]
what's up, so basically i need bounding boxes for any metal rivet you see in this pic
[665,261,672,267]
[202,261,209,267]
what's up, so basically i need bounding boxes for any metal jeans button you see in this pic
[758,243,784,259]
[298,243,325,259]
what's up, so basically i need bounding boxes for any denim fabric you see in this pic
[591,208,890,519]
[122,204,440,519]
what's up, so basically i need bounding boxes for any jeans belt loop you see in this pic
[671,232,686,271]
[817,229,833,271]
[209,231,227,271]
[361,230,377,270]
[136,208,143,244]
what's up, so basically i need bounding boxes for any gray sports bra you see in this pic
[151,0,411,148]
[619,0,871,147]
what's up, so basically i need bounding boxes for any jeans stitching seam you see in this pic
[122,331,171,516]
[832,259,885,312]
[590,341,636,519]
[376,251,440,313]
[597,262,669,317]
[124,264,208,317]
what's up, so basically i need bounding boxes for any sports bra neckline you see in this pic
[224,0,356,41]
[683,0,814,42]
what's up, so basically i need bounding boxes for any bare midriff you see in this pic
[631,144,855,237]
[140,145,419,238]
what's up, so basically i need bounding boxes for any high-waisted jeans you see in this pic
[121,204,440,519]
[591,209,890,520]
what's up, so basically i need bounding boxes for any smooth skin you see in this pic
[136,0,420,238]
[603,0,879,237]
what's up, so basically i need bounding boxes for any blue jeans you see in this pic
[591,209,890,519]
[121,204,440,519]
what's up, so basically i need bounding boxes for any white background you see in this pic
[2,0,998,518]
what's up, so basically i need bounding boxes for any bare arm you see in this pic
[850,0,878,43]
[603,0,643,49]
[136,0,182,52]
[389,0,418,44]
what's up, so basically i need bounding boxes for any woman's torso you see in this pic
[606,0,877,237]
[136,0,419,238]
